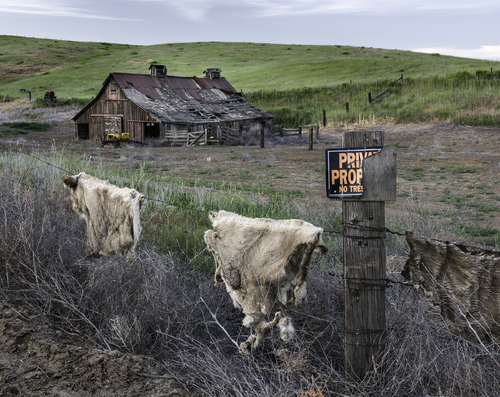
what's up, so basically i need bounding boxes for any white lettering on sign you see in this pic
[325,148,381,198]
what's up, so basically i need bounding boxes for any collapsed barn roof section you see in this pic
[113,73,163,100]
[73,70,272,125]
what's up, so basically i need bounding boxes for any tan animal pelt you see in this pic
[64,173,145,258]
[204,210,328,353]
[402,231,500,344]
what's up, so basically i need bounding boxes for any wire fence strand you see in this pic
[2,146,499,255]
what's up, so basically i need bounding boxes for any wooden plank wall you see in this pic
[75,78,160,142]
[75,77,274,144]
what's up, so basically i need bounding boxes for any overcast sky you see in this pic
[1,0,499,61]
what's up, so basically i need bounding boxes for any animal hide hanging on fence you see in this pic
[64,172,145,258]
[204,210,328,353]
[402,231,500,344]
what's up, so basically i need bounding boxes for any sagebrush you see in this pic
[0,149,499,396]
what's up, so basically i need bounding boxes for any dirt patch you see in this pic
[0,65,63,83]
[1,103,499,232]
[0,301,189,396]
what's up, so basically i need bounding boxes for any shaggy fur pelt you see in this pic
[64,173,145,258]
[402,231,500,344]
[204,210,328,353]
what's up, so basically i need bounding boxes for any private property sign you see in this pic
[325,148,382,198]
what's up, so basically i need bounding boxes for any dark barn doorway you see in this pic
[144,122,160,139]
[77,123,89,140]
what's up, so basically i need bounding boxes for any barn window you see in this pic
[110,82,117,95]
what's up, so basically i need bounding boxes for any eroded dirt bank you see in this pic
[0,301,189,396]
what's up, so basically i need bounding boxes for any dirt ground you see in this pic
[1,101,499,230]
[0,301,188,396]
[0,101,499,395]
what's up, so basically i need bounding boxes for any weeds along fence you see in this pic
[271,124,320,150]
[245,69,500,127]
[368,74,404,104]
[1,147,500,396]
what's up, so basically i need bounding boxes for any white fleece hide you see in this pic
[66,172,145,258]
[204,210,327,352]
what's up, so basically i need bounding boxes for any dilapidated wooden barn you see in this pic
[72,65,273,145]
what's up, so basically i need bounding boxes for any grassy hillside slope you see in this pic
[1,35,500,126]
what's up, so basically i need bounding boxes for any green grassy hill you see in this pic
[1,35,500,126]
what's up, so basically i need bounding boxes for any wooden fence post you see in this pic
[299,126,302,138]
[316,125,319,139]
[309,127,313,150]
[368,93,372,104]
[346,102,349,113]
[260,124,265,148]
[342,130,396,380]
[323,110,327,127]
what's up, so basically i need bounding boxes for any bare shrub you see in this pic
[128,149,162,162]
[236,124,286,147]
[1,150,500,396]
[237,124,263,146]
[141,137,165,148]
[283,134,310,146]
[0,103,79,123]
[241,153,254,162]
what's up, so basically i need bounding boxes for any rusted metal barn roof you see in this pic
[166,76,203,101]
[73,69,272,125]
[113,73,163,100]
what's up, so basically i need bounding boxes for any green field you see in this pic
[1,35,500,126]
[1,35,500,395]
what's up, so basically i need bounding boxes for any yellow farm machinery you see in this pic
[102,132,131,148]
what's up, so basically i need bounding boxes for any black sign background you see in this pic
[325,147,382,198]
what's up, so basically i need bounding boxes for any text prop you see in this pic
[325,148,381,198]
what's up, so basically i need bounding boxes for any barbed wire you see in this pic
[142,218,205,238]
[329,273,414,289]
[145,197,207,214]
[0,146,73,174]
[322,229,343,235]
[1,146,209,215]
[1,146,498,255]
[323,224,405,237]
[323,223,500,255]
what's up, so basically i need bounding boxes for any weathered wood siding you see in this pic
[74,74,274,144]
[74,77,160,142]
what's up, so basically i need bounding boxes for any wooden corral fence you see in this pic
[217,124,242,145]
[272,125,320,150]
[164,129,205,147]
[272,125,320,139]
[164,124,243,146]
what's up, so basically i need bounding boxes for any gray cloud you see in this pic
[120,0,500,20]
[0,0,134,20]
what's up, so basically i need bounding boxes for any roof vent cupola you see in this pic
[204,68,221,80]
[149,64,167,79]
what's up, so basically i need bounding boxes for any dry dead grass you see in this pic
[0,149,499,396]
